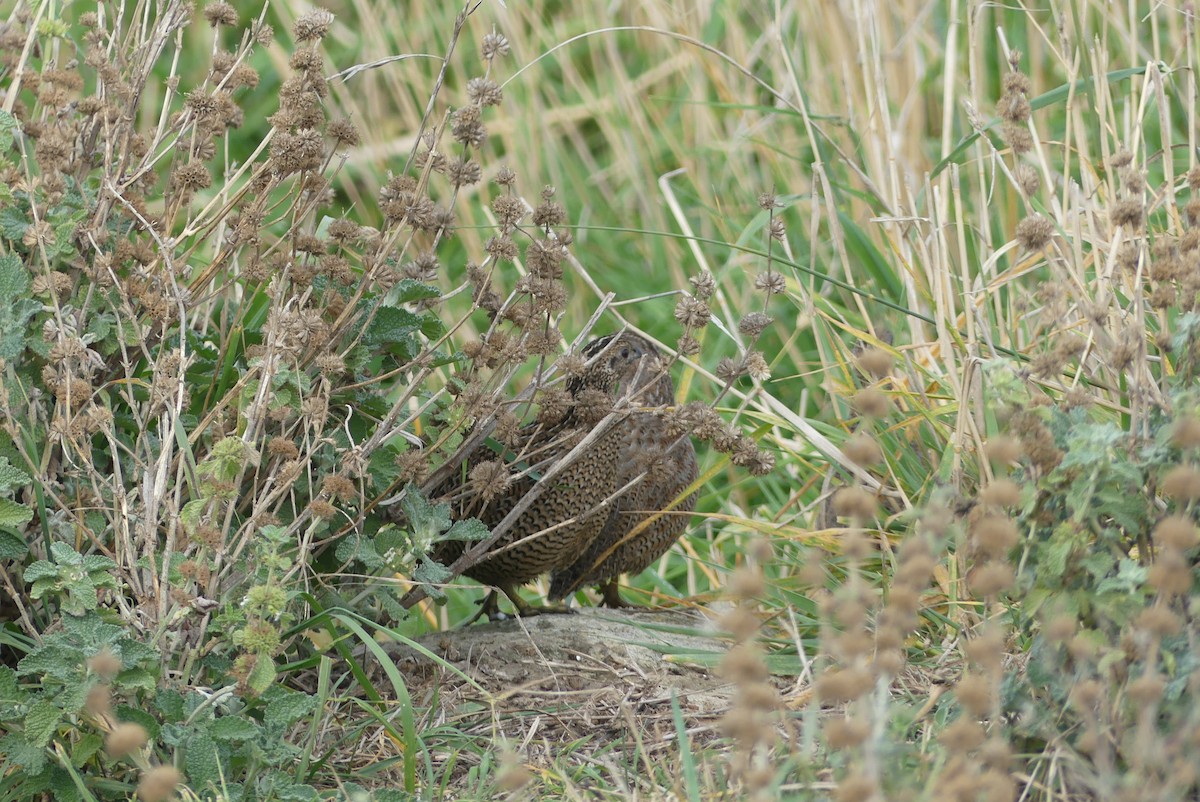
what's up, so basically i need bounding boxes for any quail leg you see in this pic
[599,578,635,609]
[500,584,574,617]
[463,591,505,625]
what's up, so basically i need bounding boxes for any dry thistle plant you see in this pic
[0,0,783,780]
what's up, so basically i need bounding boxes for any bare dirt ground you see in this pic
[392,607,732,707]
[366,607,741,763]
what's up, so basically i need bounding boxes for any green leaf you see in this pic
[209,716,261,742]
[70,732,103,767]
[22,559,58,584]
[0,254,39,361]
[49,542,82,566]
[155,689,186,722]
[271,780,320,801]
[185,732,221,793]
[334,533,385,570]
[366,306,422,346]
[400,484,451,551]
[0,529,28,559]
[247,655,276,695]
[24,700,62,748]
[179,498,207,536]
[438,517,489,545]
[47,766,81,802]
[413,559,450,600]
[0,110,20,151]
[0,457,32,491]
[116,706,160,739]
[263,687,317,730]
[391,279,442,304]
[81,554,117,575]
[0,732,47,772]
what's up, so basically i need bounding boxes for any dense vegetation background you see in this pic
[1,0,1198,799]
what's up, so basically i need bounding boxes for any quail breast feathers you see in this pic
[433,331,679,616]
[549,334,699,607]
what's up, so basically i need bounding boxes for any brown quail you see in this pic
[432,332,661,618]
[549,334,699,607]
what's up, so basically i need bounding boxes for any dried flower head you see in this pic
[105,722,149,758]
[481,31,511,60]
[469,460,509,503]
[136,766,183,802]
[467,76,503,107]
[1162,464,1200,501]
[293,9,334,41]
[843,434,883,466]
[689,270,716,299]
[737,312,772,338]
[204,1,238,26]
[451,104,487,148]
[1015,214,1054,251]
[832,486,877,520]
[674,294,711,328]
[754,271,787,295]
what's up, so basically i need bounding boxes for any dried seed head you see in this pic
[718,605,761,643]
[832,486,877,521]
[939,717,986,754]
[856,346,893,377]
[328,118,360,146]
[481,31,511,60]
[1153,515,1199,551]
[1148,549,1192,596]
[1162,465,1200,501]
[494,164,517,187]
[1015,214,1054,251]
[1014,163,1040,195]
[467,76,503,107]
[715,357,743,383]
[738,312,773,338]
[676,333,701,356]
[1137,604,1182,638]
[964,628,1006,673]
[88,648,123,678]
[971,514,1019,558]
[532,186,565,228]
[816,666,873,703]
[824,716,869,748]
[754,271,787,295]
[1043,613,1076,643]
[469,460,509,503]
[968,561,1014,597]
[674,294,711,328]
[851,388,890,418]
[136,766,183,802]
[205,1,238,26]
[954,672,994,718]
[105,722,149,758]
[1128,673,1166,706]
[1110,199,1143,230]
[689,270,716,299]
[844,434,882,466]
[451,105,487,148]
[767,217,786,241]
[293,9,334,41]
[978,479,1021,507]
[743,351,770,381]
[86,684,113,716]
